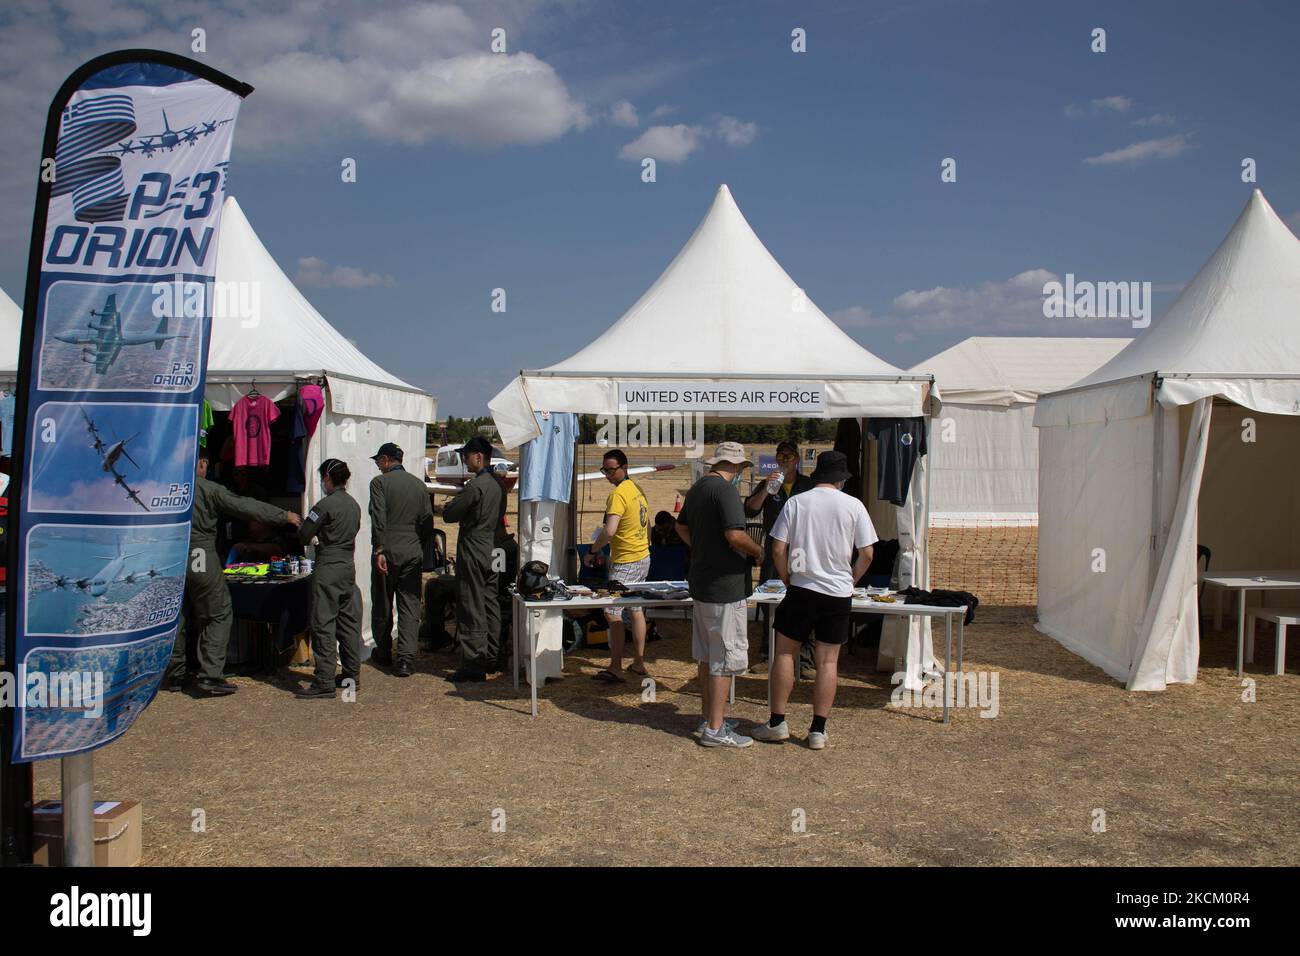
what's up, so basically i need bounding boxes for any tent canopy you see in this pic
[0,284,21,378]
[491,184,929,448]
[914,336,1129,407]
[209,196,434,424]
[1037,189,1300,427]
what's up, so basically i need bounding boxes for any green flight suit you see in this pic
[441,468,503,673]
[300,486,362,689]
[167,476,289,683]
[369,463,433,666]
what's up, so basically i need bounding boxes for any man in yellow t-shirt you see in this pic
[583,448,650,682]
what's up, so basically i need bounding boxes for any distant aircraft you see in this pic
[49,538,181,598]
[53,293,185,375]
[80,409,148,512]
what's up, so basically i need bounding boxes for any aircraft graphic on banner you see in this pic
[80,408,148,512]
[49,538,182,598]
[52,293,186,374]
[105,111,232,157]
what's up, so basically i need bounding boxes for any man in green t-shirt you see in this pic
[584,448,650,683]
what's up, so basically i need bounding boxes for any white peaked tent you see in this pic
[491,184,940,687]
[0,284,21,389]
[913,337,1128,520]
[1034,190,1300,690]
[211,196,436,643]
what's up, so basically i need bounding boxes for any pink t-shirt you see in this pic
[298,384,324,438]
[232,394,280,467]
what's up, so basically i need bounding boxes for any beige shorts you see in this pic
[691,600,749,677]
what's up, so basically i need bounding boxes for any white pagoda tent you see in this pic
[1034,190,1300,690]
[491,184,939,687]
[0,284,21,390]
[211,196,436,642]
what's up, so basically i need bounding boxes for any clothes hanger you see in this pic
[247,379,260,399]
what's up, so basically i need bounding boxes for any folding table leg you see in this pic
[530,611,538,718]
[511,596,520,692]
[1236,591,1246,677]
[943,613,952,725]
[1275,621,1286,676]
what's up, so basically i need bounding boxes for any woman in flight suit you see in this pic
[295,458,363,699]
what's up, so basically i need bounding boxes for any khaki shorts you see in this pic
[691,600,749,677]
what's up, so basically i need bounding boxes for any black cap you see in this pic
[809,450,851,484]
[371,442,403,462]
[456,436,495,457]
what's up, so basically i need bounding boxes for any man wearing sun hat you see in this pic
[675,441,763,748]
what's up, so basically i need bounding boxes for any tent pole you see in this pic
[1150,399,1165,592]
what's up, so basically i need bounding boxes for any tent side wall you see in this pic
[930,401,1039,517]
[1035,409,1176,681]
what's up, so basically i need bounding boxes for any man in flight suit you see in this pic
[369,441,433,677]
[165,455,301,696]
[441,436,504,683]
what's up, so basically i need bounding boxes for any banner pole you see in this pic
[60,752,93,866]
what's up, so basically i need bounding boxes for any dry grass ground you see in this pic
[34,606,1300,866]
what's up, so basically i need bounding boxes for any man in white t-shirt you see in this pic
[751,450,877,750]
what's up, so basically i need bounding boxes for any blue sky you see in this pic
[3,0,1299,415]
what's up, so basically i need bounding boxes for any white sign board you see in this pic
[617,381,825,413]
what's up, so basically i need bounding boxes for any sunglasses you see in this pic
[600,465,621,474]
[775,453,797,463]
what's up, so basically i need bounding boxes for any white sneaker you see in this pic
[749,720,790,742]
[807,730,828,750]
[696,718,736,735]
[699,726,753,748]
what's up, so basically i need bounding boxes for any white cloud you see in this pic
[609,99,639,127]
[1084,134,1190,166]
[648,104,677,120]
[829,306,877,329]
[1132,113,1176,127]
[715,115,758,147]
[1065,95,1133,118]
[619,123,706,163]
[618,114,757,163]
[295,256,397,289]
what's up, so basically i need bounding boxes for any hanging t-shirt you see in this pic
[199,400,214,448]
[298,384,324,438]
[518,410,579,503]
[231,394,280,467]
[865,417,927,506]
[0,394,15,457]
[833,417,864,501]
[287,399,308,493]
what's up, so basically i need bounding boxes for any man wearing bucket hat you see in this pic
[369,441,434,677]
[751,450,877,750]
[675,441,763,748]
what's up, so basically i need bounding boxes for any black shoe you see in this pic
[393,661,413,678]
[370,649,393,667]
[448,668,487,683]
[162,677,188,693]
[335,673,360,689]
[295,683,336,700]
[196,678,237,697]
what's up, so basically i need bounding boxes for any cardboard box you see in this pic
[32,799,142,867]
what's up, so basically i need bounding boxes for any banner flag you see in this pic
[5,52,252,761]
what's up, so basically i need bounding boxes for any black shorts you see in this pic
[773,585,852,646]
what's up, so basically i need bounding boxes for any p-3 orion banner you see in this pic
[5,52,252,761]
